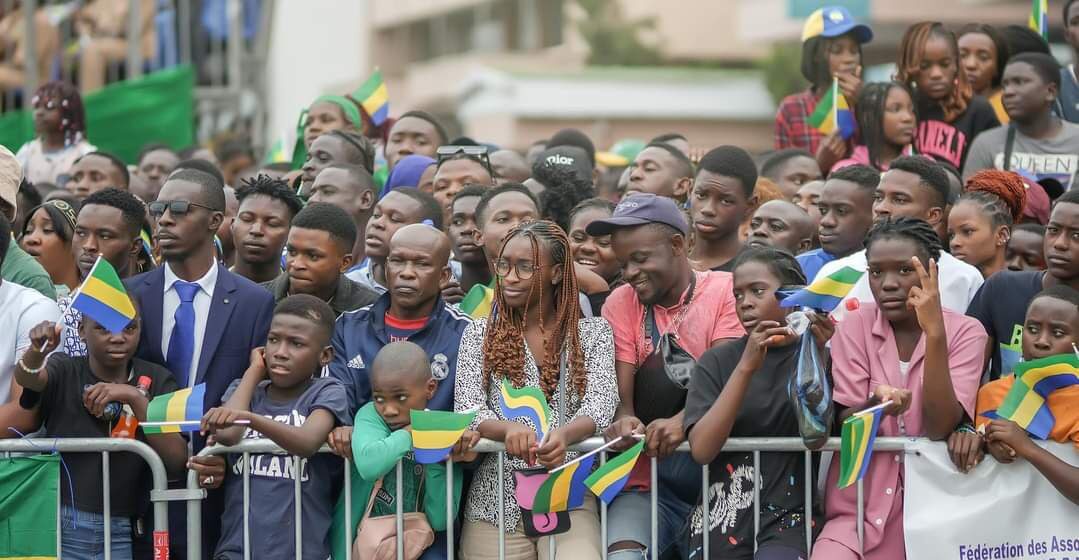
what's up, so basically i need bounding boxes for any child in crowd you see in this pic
[15,81,96,186]
[200,295,351,560]
[958,24,1010,124]
[1005,223,1046,272]
[812,218,986,559]
[947,169,1027,279]
[685,247,833,559]
[973,286,1079,505]
[15,310,188,559]
[775,6,872,171]
[331,341,476,560]
[896,21,999,169]
[832,82,916,173]
[568,197,621,313]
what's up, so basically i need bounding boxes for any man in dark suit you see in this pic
[126,168,273,558]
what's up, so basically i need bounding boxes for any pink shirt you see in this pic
[602,270,743,367]
[815,304,986,558]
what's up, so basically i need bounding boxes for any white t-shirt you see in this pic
[0,280,62,403]
[812,249,984,323]
[15,139,96,186]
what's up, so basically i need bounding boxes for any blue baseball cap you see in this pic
[801,6,873,44]
[585,193,688,236]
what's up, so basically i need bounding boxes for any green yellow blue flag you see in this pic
[807,78,855,140]
[142,384,207,434]
[983,353,1079,439]
[837,404,885,489]
[780,265,863,312]
[0,455,58,558]
[460,283,494,319]
[1029,0,1049,40]
[409,409,477,464]
[531,454,596,514]
[584,439,645,504]
[353,68,389,126]
[70,256,136,333]
[499,379,552,442]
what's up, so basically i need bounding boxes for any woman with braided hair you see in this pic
[948,169,1027,279]
[15,81,96,186]
[896,22,999,169]
[813,217,986,559]
[831,82,916,173]
[454,219,616,559]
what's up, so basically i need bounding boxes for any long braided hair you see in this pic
[896,22,972,124]
[482,220,587,399]
[31,81,86,146]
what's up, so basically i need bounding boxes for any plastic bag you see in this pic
[788,325,833,450]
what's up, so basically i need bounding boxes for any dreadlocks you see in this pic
[896,22,972,123]
[31,81,86,146]
[482,220,586,399]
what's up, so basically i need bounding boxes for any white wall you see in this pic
[264,0,371,156]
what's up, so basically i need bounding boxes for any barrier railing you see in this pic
[0,437,172,560]
[186,436,910,560]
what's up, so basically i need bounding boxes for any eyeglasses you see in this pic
[148,200,218,217]
[494,259,542,280]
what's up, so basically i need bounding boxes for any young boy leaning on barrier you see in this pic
[15,308,187,559]
[948,285,1079,505]
[200,294,351,560]
[330,340,478,560]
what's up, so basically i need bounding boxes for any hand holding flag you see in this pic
[410,409,478,464]
[837,401,890,488]
[808,77,855,140]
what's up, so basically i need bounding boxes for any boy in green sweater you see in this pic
[331,341,478,559]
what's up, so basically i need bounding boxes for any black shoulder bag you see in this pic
[632,274,698,425]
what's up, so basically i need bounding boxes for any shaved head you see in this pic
[747,199,816,255]
[490,150,531,185]
[390,223,452,267]
[371,340,431,385]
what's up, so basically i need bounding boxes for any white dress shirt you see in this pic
[811,249,984,322]
[161,261,218,386]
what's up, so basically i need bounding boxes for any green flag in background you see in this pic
[0,65,195,164]
[0,455,58,559]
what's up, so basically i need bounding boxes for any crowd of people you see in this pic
[2,4,1079,560]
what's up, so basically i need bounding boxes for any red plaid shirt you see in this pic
[774,88,823,153]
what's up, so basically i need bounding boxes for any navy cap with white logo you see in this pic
[585,193,689,236]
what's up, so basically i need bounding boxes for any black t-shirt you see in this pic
[966,270,1045,380]
[35,354,179,516]
[683,337,817,559]
[710,248,749,273]
[914,94,1000,170]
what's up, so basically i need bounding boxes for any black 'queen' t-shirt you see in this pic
[683,337,819,559]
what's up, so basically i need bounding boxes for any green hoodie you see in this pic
[329,403,463,560]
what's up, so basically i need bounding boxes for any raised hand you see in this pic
[907,257,944,337]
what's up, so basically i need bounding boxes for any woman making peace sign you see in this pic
[812,218,987,560]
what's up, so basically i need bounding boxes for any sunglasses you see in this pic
[436,145,492,173]
[148,200,218,217]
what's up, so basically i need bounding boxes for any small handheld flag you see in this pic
[584,439,645,504]
[983,353,1079,439]
[70,256,137,334]
[409,409,477,464]
[780,265,863,312]
[353,68,389,126]
[808,77,855,140]
[142,384,207,434]
[837,401,888,489]
[1029,0,1048,40]
[499,379,552,442]
[531,454,596,514]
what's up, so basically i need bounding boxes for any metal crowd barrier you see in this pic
[186,436,910,560]
[0,437,172,560]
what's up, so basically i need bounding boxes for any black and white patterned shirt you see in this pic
[454,316,618,530]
